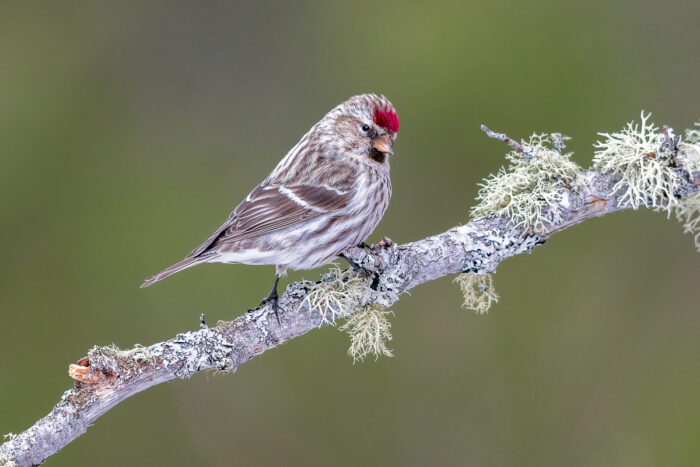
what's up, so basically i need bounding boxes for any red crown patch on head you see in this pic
[373,108,399,133]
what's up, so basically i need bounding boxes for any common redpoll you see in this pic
[142,94,399,318]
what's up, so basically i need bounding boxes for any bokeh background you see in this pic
[1,1,699,465]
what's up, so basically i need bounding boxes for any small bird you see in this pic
[141,94,399,318]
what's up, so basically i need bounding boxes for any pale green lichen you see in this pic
[453,272,499,314]
[300,264,370,325]
[0,438,16,467]
[0,454,16,467]
[90,343,155,364]
[300,265,393,360]
[685,121,700,145]
[593,112,700,213]
[339,305,394,362]
[472,133,584,233]
[673,193,700,251]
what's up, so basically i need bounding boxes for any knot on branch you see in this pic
[69,344,160,386]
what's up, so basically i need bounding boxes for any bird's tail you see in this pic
[141,256,204,288]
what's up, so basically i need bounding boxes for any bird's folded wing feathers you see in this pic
[186,183,352,258]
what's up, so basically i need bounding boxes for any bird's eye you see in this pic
[362,124,370,132]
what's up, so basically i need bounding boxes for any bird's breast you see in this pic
[349,168,391,214]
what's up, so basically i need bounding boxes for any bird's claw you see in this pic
[258,290,281,325]
[338,253,381,291]
[357,237,391,251]
[339,253,370,276]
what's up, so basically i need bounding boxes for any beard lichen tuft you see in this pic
[471,133,584,233]
[593,112,700,213]
[299,264,370,325]
[454,272,499,314]
[339,305,394,362]
[673,193,700,252]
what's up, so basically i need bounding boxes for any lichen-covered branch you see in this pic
[2,116,699,467]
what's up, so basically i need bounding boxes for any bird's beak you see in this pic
[373,135,393,155]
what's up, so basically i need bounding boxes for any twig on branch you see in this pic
[661,125,681,153]
[480,124,524,152]
[550,132,568,154]
[1,118,699,467]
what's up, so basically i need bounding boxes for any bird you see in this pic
[141,94,399,320]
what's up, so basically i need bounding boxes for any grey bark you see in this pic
[1,164,698,467]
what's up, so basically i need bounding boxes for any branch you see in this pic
[480,124,525,152]
[2,127,699,467]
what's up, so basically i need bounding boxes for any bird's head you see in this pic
[320,94,399,164]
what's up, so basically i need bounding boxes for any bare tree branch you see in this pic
[1,141,698,467]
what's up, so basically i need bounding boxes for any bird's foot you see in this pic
[258,291,281,325]
[339,253,369,276]
[250,276,281,325]
[363,237,393,289]
[338,253,381,291]
[356,237,391,251]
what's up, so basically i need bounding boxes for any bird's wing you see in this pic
[186,183,353,258]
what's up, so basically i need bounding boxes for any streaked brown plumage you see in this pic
[141,94,398,315]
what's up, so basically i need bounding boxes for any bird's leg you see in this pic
[257,275,281,324]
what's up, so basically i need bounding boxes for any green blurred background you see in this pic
[1,1,699,465]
